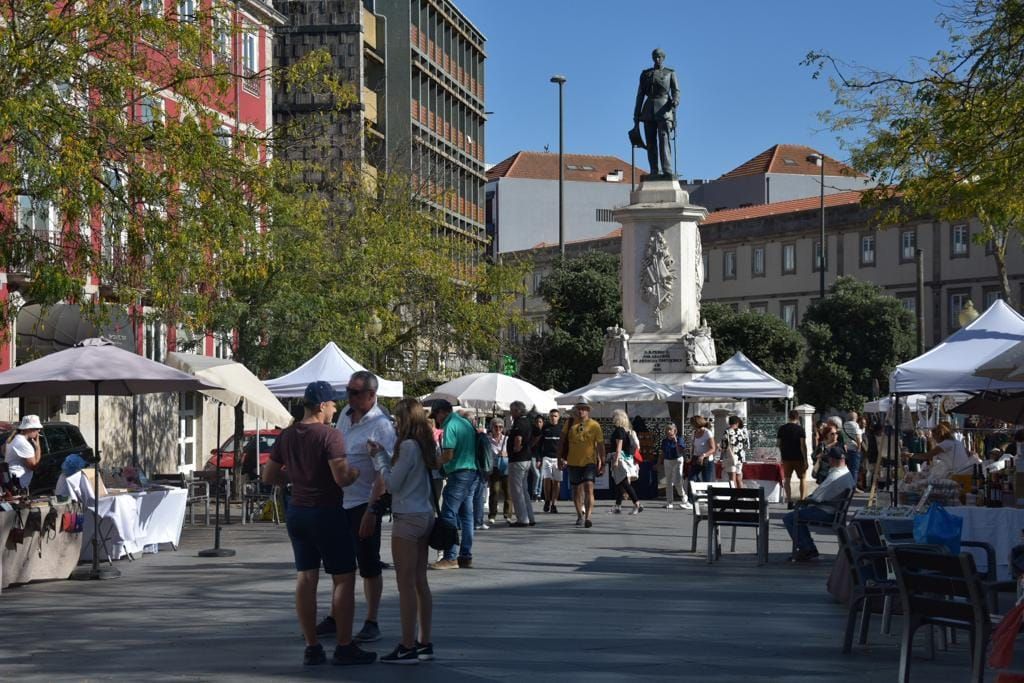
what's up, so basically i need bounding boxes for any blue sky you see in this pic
[458,0,952,179]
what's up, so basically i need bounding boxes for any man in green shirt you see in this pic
[430,400,480,569]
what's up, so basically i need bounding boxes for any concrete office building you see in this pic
[275,0,486,249]
[486,151,646,256]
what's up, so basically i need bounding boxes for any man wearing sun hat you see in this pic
[559,399,605,528]
[5,414,43,489]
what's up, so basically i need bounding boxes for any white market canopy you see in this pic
[863,394,928,414]
[559,372,678,405]
[263,341,404,398]
[891,299,1024,394]
[974,339,1024,382]
[165,352,293,427]
[670,352,794,400]
[423,373,556,413]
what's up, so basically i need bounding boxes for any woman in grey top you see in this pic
[370,398,437,664]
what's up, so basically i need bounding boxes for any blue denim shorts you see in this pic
[568,464,597,486]
[285,505,356,574]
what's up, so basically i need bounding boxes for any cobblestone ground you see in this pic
[2,498,1004,681]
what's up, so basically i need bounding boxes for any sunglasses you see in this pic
[346,387,370,396]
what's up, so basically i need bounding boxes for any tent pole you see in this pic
[199,401,235,557]
[892,394,901,507]
[72,382,120,580]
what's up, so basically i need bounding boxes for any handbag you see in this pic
[913,502,962,554]
[422,459,459,552]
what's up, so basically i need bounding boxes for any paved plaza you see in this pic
[4,499,991,682]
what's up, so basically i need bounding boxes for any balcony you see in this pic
[362,6,377,50]
[362,86,378,124]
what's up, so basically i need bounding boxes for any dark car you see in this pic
[0,421,96,495]
[203,430,281,473]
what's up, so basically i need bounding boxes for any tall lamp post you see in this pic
[807,153,826,298]
[367,312,383,372]
[550,74,566,259]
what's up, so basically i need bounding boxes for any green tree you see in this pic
[517,251,621,391]
[805,0,1024,303]
[701,302,805,388]
[0,0,346,336]
[796,277,915,411]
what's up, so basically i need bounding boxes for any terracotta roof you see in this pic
[528,227,622,250]
[702,190,865,224]
[718,144,862,180]
[487,151,646,183]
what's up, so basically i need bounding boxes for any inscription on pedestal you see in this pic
[629,342,688,374]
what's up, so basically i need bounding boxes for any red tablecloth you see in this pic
[714,462,785,482]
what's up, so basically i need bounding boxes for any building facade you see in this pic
[486,151,646,256]
[1,0,286,475]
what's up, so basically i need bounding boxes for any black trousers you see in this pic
[615,479,639,506]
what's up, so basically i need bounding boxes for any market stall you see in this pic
[670,352,794,503]
[264,341,404,398]
[1,500,83,592]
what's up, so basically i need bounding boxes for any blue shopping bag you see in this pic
[913,503,962,554]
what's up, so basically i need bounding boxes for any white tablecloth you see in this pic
[949,507,1024,580]
[743,479,783,503]
[58,472,186,561]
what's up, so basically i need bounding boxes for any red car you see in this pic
[204,430,281,471]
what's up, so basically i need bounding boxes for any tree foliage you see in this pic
[701,302,806,388]
[0,0,347,337]
[805,0,1024,302]
[517,251,621,391]
[796,277,915,411]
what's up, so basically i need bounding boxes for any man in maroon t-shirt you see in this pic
[262,381,376,666]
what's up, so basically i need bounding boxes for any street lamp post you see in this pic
[807,153,825,298]
[550,74,566,259]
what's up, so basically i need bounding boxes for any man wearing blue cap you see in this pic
[262,381,376,666]
[782,446,853,562]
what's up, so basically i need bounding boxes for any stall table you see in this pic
[715,461,785,503]
[1,502,84,592]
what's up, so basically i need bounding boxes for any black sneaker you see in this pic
[315,615,336,636]
[575,516,583,527]
[332,642,377,666]
[381,643,419,665]
[551,505,558,513]
[415,641,434,661]
[303,643,326,665]
[457,556,473,569]
[584,519,593,528]
[353,620,381,643]
[543,502,551,512]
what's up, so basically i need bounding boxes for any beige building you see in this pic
[507,190,1023,350]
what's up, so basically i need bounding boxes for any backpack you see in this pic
[475,431,493,473]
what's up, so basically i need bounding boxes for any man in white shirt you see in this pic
[5,415,43,489]
[782,446,854,561]
[316,371,396,645]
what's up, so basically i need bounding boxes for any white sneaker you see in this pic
[611,505,622,514]
[681,501,693,510]
[629,506,641,515]
[664,503,675,509]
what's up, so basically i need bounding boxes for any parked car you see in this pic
[203,429,281,473]
[0,421,96,495]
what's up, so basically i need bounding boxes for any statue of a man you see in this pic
[632,48,680,178]
[601,325,631,372]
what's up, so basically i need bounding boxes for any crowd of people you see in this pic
[261,371,867,666]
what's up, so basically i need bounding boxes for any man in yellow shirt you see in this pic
[558,399,606,528]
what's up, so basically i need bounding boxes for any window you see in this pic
[141,0,162,15]
[177,392,197,471]
[723,250,736,279]
[102,167,128,265]
[899,294,917,316]
[17,194,56,242]
[144,320,167,362]
[139,95,162,126]
[177,0,195,22]
[749,302,767,315]
[949,290,972,331]
[214,331,233,359]
[782,243,796,274]
[984,288,1004,310]
[214,10,231,63]
[242,31,259,94]
[986,239,997,256]
[781,301,798,329]
[216,124,232,149]
[751,246,765,277]
[860,233,876,267]
[900,230,916,262]
[702,253,709,281]
[951,223,970,258]
[595,209,614,222]
[813,240,825,272]
[531,271,543,294]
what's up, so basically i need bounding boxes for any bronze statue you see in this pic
[632,48,680,178]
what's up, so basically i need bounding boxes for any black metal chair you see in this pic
[706,486,768,565]
[837,523,901,653]
[242,480,280,525]
[790,486,855,557]
[889,545,993,682]
[688,481,733,553]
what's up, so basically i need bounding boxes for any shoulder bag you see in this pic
[422,454,459,551]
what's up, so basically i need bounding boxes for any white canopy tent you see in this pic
[263,342,404,398]
[669,352,794,400]
[558,371,678,405]
[891,300,1024,394]
[863,394,928,414]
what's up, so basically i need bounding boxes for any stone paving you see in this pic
[2,498,999,682]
